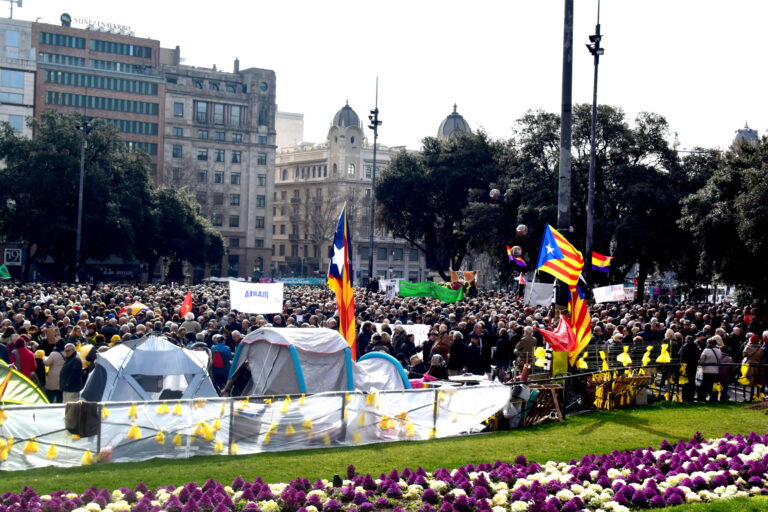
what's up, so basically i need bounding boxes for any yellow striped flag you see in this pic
[568,285,592,365]
[536,225,584,287]
[327,205,357,359]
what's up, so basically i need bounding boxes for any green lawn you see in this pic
[2,402,767,497]
[659,497,768,511]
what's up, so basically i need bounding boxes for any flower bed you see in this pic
[3,432,768,512]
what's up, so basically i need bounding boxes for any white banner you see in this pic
[379,279,399,300]
[593,284,627,303]
[229,281,284,314]
[524,282,554,306]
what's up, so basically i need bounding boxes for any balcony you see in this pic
[289,214,301,222]
[288,234,299,241]
[290,197,301,203]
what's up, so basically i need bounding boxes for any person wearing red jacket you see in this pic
[11,334,38,381]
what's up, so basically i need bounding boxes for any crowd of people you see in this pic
[0,282,765,404]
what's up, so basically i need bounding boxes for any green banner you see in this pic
[0,265,10,280]
[398,281,464,303]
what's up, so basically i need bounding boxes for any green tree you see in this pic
[375,131,504,281]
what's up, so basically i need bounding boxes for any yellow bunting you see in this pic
[156,402,170,415]
[322,433,331,446]
[395,411,408,421]
[127,425,142,440]
[298,394,306,406]
[219,401,226,416]
[7,437,13,450]
[280,396,292,413]
[713,382,723,399]
[100,405,111,420]
[285,424,296,436]
[738,364,751,386]
[302,419,313,431]
[23,437,38,454]
[679,363,689,385]
[262,432,271,445]
[46,444,57,460]
[212,418,222,431]
[262,398,270,405]
[428,427,437,438]
[214,440,223,453]
[534,347,547,368]
[172,402,183,416]
[81,450,94,465]
[405,423,415,437]
[230,442,238,454]
[642,346,653,367]
[656,344,671,363]
[345,393,352,403]
[155,430,165,444]
[0,448,7,462]
[268,422,278,434]
[0,408,6,425]
[378,416,395,430]
[366,393,375,406]
[193,399,206,409]
[358,411,366,426]
[616,346,632,366]
[352,431,361,444]
[201,422,215,442]
[343,409,349,420]
[599,351,609,371]
[172,433,183,446]
[575,352,588,369]
[128,403,138,421]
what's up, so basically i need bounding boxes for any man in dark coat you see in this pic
[679,335,700,402]
[60,343,83,403]
[465,333,486,375]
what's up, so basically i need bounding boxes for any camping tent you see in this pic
[80,335,218,402]
[0,362,49,404]
[229,327,410,396]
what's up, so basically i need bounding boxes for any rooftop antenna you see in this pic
[3,0,22,19]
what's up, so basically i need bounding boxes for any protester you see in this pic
[43,340,66,403]
[60,343,83,403]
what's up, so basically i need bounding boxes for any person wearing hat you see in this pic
[43,340,66,403]
[742,334,765,388]
[109,334,121,347]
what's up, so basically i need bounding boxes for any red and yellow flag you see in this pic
[327,206,357,359]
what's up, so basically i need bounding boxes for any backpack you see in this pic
[212,349,225,369]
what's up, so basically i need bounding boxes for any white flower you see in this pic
[429,480,448,493]
[85,504,102,512]
[588,483,603,492]
[41,496,52,502]
[492,493,508,506]
[305,506,318,512]
[66,493,79,500]
[492,507,506,512]
[449,489,466,497]
[258,499,281,512]
[685,492,702,503]
[510,502,529,512]
[555,489,575,502]
[306,490,327,503]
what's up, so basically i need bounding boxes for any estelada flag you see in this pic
[536,225,584,288]
[328,205,357,359]
[179,292,193,317]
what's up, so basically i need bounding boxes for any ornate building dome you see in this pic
[332,101,360,128]
[437,104,471,140]
[734,122,758,145]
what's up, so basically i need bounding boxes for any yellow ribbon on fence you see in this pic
[534,347,546,368]
[642,346,653,367]
[599,351,609,371]
[679,363,689,385]
[576,352,588,369]
[617,346,632,366]
[656,344,671,363]
[738,364,751,386]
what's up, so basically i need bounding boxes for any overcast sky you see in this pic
[17,0,766,150]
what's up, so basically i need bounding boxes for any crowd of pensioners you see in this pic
[0,282,766,404]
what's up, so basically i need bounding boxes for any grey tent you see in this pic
[80,335,218,402]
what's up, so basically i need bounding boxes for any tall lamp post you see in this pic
[367,78,381,282]
[584,0,603,288]
[74,119,91,283]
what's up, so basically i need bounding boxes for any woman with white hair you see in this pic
[180,312,201,334]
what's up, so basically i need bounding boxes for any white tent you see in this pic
[229,327,410,396]
[80,335,218,402]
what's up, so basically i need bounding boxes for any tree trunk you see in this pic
[22,244,39,282]
[635,260,648,304]
[145,256,159,284]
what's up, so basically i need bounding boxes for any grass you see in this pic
[658,497,768,511]
[2,402,767,496]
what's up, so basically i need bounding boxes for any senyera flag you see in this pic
[591,251,613,273]
[568,284,592,365]
[536,225,583,287]
[327,205,357,359]
[179,292,193,317]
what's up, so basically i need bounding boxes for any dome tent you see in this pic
[228,327,410,396]
[0,361,49,404]
[80,335,218,402]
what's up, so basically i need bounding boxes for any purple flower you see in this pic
[212,504,229,512]
[346,465,356,479]
[181,499,199,512]
[358,504,374,512]
[323,500,342,512]
[242,504,260,512]
[437,503,454,512]
[374,497,389,509]
[422,489,439,504]
[352,493,369,506]
[232,477,245,491]
[384,485,402,499]
[664,492,684,506]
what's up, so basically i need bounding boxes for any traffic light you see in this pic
[368,108,381,131]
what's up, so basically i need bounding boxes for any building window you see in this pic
[359,246,370,261]
[195,191,207,205]
[281,169,288,181]
[198,129,208,139]
[172,127,183,137]
[257,174,266,186]
[173,102,184,117]
[254,216,265,229]
[323,165,328,177]
[229,238,239,248]
[279,224,286,235]
[1,70,24,89]
[279,245,285,257]
[231,151,241,163]
[226,83,237,93]
[256,195,266,208]
[231,173,241,185]
[38,32,86,49]
[229,215,240,228]
[332,163,337,175]
[347,163,355,175]
[228,254,239,277]
[172,145,182,158]
[5,30,19,47]
[364,189,371,199]
[197,149,208,161]
[209,82,220,91]
[232,133,242,143]
[211,213,222,226]
[197,170,207,183]
[377,247,388,261]
[230,194,240,206]
[257,153,267,165]
[258,135,267,144]
[231,106,243,127]
[195,101,208,123]
[214,171,224,184]
[193,80,204,89]
[255,239,264,248]
[7,115,22,133]
[171,168,181,181]
[215,149,225,162]
[213,103,224,124]
[90,39,152,58]
[44,91,159,115]
[409,248,420,261]
[365,166,373,179]
[215,131,225,141]
[213,193,224,205]
[393,248,404,261]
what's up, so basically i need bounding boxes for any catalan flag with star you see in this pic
[327,205,357,359]
[536,225,584,287]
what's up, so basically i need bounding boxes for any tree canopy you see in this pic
[0,111,223,281]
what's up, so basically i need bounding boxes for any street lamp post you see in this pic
[367,78,381,283]
[74,119,91,283]
[585,0,604,288]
